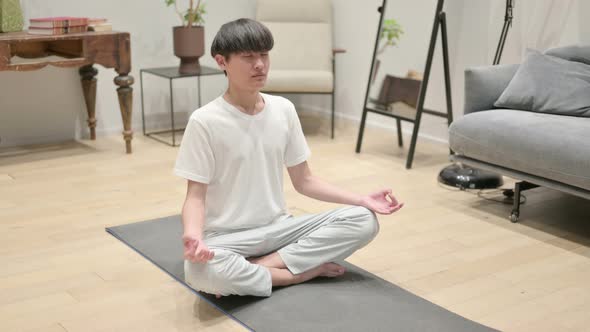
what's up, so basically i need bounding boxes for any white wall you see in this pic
[1,0,588,148]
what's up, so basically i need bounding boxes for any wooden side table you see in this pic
[0,31,134,153]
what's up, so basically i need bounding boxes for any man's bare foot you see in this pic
[211,262,347,297]
[318,262,346,277]
[269,262,346,287]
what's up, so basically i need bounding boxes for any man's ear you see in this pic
[214,54,227,71]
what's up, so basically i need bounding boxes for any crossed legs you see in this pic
[248,252,346,287]
[185,206,379,297]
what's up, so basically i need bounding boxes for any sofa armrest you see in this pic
[464,64,519,114]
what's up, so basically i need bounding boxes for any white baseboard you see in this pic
[0,134,74,148]
[92,112,189,138]
[297,103,449,145]
[91,105,451,146]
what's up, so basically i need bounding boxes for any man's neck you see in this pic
[224,86,264,115]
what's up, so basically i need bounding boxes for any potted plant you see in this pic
[0,0,24,32]
[165,0,206,74]
[371,18,403,85]
[378,18,403,55]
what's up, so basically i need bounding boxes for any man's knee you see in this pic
[348,206,380,243]
[185,251,272,297]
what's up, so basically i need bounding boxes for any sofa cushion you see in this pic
[464,64,519,115]
[494,50,590,117]
[449,109,590,191]
[545,44,590,65]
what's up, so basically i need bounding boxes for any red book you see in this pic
[29,16,88,29]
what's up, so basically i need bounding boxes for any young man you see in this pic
[174,18,403,298]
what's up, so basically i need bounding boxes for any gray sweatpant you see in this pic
[184,205,379,297]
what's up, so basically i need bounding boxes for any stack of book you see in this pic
[27,17,112,35]
[28,17,88,35]
[87,18,112,32]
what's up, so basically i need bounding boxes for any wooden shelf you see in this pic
[6,55,89,71]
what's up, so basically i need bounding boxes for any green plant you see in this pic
[165,0,206,27]
[378,18,403,54]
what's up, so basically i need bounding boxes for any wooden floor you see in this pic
[1,115,590,332]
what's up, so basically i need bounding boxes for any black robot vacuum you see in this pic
[438,164,503,190]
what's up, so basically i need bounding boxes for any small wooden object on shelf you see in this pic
[376,72,422,109]
[87,18,112,32]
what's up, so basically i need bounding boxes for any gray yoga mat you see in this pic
[106,215,498,332]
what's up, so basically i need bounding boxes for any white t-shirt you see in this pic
[174,93,311,234]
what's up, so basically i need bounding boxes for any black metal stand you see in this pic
[356,0,453,169]
[140,66,224,147]
[437,0,515,193]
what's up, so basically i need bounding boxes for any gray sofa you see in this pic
[449,45,590,222]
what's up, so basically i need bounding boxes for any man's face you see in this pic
[216,51,270,91]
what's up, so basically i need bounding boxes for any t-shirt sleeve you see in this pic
[284,103,311,167]
[173,117,215,184]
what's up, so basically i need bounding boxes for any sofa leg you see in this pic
[509,181,539,223]
[509,184,521,223]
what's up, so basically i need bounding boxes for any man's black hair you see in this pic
[210,18,274,59]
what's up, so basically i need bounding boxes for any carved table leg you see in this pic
[114,73,134,154]
[79,65,98,140]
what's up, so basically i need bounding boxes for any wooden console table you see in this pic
[0,31,134,153]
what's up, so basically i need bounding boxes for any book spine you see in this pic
[51,26,67,34]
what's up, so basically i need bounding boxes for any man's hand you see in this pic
[360,189,404,215]
[182,234,215,263]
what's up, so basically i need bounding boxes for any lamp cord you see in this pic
[437,181,527,205]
